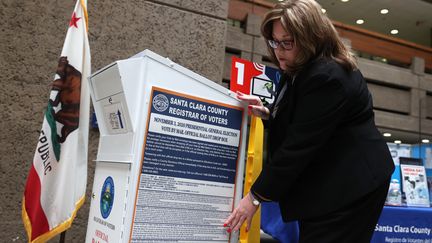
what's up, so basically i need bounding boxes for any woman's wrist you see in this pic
[248,191,261,207]
[262,107,270,120]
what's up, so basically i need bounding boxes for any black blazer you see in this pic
[251,58,394,221]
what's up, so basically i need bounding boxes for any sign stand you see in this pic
[85,50,248,243]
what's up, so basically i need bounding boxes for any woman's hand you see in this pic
[236,91,270,120]
[223,192,259,233]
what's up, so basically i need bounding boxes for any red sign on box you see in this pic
[230,57,262,95]
[230,57,281,105]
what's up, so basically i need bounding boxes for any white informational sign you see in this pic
[401,164,430,207]
[129,87,242,242]
[386,143,411,206]
[86,50,247,243]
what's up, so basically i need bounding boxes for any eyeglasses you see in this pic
[268,39,295,50]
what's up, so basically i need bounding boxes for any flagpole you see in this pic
[59,231,66,243]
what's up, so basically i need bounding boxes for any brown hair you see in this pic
[261,0,357,73]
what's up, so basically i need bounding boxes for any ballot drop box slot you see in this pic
[85,50,248,243]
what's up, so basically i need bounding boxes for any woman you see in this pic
[224,0,394,242]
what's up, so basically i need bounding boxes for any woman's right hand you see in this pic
[236,91,270,120]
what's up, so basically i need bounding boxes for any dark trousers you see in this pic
[298,180,390,243]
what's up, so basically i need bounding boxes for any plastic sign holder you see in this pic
[85,50,248,243]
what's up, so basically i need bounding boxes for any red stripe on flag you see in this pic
[24,165,50,241]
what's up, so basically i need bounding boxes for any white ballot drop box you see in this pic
[85,50,247,243]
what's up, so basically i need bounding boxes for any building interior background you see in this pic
[224,0,432,146]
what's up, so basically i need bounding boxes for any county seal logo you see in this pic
[152,93,169,112]
[100,176,114,219]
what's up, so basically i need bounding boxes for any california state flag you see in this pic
[22,0,91,242]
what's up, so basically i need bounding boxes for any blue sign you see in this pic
[142,88,243,184]
[100,176,114,219]
[372,206,432,242]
